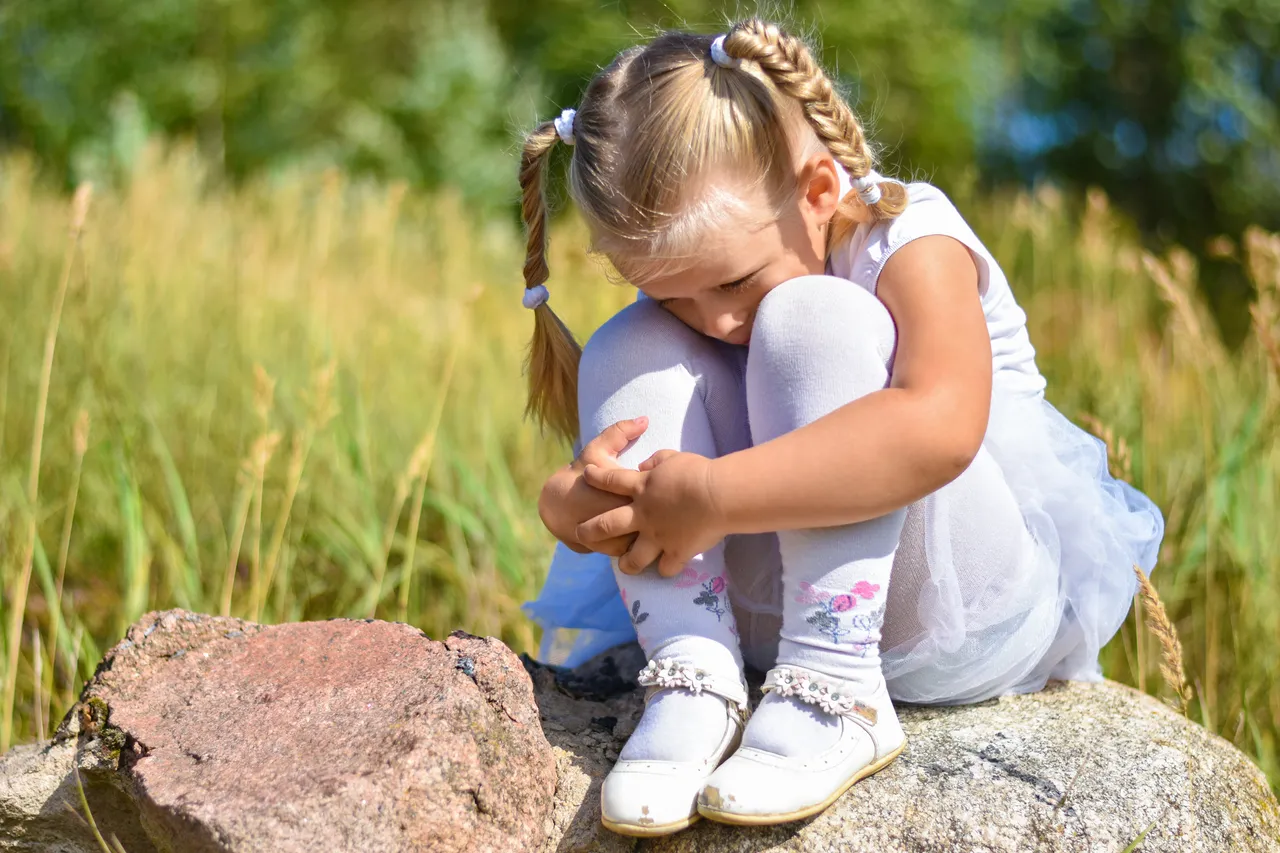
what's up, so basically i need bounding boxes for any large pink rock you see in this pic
[53,610,556,852]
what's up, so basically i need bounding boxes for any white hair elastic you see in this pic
[710,34,741,68]
[854,170,887,205]
[553,108,576,145]
[522,284,550,310]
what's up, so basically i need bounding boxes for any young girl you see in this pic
[519,20,1164,837]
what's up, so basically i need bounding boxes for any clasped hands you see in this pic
[537,417,729,576]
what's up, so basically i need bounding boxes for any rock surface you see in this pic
[1,610,556,853]
[2,616,1277,852]
[532,643,1280,853]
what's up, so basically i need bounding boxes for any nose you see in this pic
[700,307,743,342]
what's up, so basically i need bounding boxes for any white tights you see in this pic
[577,276,1036,759]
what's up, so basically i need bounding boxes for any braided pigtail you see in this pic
[721,20,908,230]
[519,120,582,443]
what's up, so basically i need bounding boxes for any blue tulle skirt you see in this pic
[523,389,1164,704]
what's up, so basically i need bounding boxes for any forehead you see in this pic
[607,188,784,291]
[618,216,784,298]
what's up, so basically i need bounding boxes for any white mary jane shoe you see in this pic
[697,665,905,826]
[600,659,749,837]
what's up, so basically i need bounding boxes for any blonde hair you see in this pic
[519,18,907,442]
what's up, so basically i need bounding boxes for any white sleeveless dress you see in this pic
[523,179,1164,705]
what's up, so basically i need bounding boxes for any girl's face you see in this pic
[631,152,843,345]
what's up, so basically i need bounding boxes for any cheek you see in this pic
[745,274,799,317]
[662,301,704,332]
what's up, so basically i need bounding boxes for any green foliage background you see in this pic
[4,0,1278,256]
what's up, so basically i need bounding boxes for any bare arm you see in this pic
[710,235,992,533]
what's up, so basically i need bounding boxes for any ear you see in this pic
[797,151,842,230]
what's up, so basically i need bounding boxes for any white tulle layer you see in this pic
[523,390,1164,705]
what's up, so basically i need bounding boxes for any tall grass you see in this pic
[0,147,1276,789]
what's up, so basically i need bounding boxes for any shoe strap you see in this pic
[761,665,879,726]
[636,658,749,721]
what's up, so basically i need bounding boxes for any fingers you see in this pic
[575,505,638,546]
[583,464,644,496]
[638,449,677,472]
[618,535,662,575]
[580,417,649,466]
[592,533,638,558]
[657,551,690,578]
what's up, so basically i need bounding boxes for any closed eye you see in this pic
[719,269,761,294]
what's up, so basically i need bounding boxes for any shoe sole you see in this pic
[601,812,700,837]
[696,738,907,826]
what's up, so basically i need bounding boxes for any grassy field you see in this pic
[1,145,1277,789]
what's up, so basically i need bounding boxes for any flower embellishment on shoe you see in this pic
[763,666,878,724]
[639,658,710,694]
[636,658,750,723]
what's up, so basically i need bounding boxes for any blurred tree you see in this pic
[1,0,1276,268]
[489,0,989,190]
[0,0,528,209]
[981,0,1280,250]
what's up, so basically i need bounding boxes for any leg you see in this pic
[700,275,907,823]
[578,298,750,679]
[579,298,752,835]
[746,277,903,699]
[881,447,1058,704]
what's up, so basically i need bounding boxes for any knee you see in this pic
[752,275,896,368]
[581,298,715,384]
[578,297,736,431]
[745,276,898,439]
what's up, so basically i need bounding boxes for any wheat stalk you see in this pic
[1132,564,1193,713]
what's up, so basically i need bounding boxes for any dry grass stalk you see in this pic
[68,764,127,853]
[2,182,91,752]
[220,428,281,618]
[1244,227,1280,382]
[31,630,43,740]
[252,363,276,425]
[1079,414,1133,481]
[1132,564,1193,713]
[1143,249,1222,368]
[372,331,463,620]
[45,408,90,727]
[372,289,479,620]
[257,361,338,621]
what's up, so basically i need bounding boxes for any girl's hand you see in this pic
[578,450,728,577]
[538,418,648,556]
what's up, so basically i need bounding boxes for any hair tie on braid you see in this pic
[853,170,906,206]
[554,108,577,145]
[522,284,550,310]
[854,171,885,205]
[710,35,741,68]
